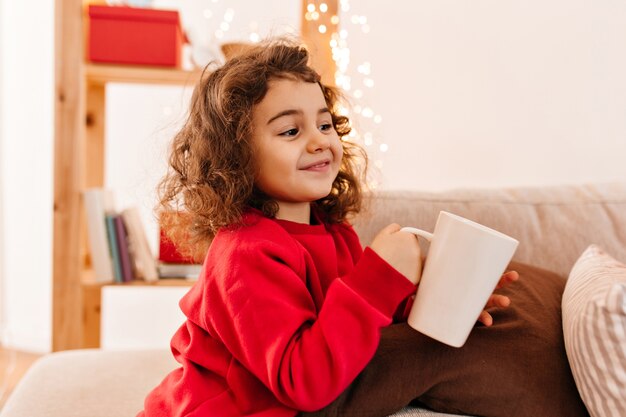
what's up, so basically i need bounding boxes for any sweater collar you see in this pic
[246,207,328,235]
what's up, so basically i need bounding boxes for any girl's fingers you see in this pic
[481,278,516,326]
[495,270,519,289]
[477,310,493,327]
[485,294,511,309]
[382,223,402,234]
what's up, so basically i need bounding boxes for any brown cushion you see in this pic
[306,261,589,417]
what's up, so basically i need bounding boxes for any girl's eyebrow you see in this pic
[267,107,330,125]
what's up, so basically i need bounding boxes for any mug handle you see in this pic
[400,227,434,242]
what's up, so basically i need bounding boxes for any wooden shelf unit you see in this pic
[53,0,202,351]
[68,64,200,351]
[53,0,337,351]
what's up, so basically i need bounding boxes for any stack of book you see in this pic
[83,189,159,283]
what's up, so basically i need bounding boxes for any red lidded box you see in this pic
[88,5,184,67]
[158,228,195,264]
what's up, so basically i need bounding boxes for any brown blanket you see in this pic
[303,262,589,417]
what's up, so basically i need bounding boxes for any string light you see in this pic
[361,107,374,118]
[326,0,386,187]
[213,7,235,39]
[248,21,260,43]
[357,62,371,75]
[224,8,235,22]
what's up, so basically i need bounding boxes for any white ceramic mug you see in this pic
[401,211,519,348]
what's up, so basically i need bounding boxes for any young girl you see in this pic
[139,37,516,417]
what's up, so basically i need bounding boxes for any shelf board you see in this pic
[81,268,195,287]
[84,63,203,86]
[82,279,195,288]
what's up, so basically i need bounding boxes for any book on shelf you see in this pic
[121,207,159,282]
[83,188,116,283]
[105,214,124,283]
[83,188,159,283]
[114,214,135,282]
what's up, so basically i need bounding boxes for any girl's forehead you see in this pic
[263,79,324,105]
[253,81,327,123]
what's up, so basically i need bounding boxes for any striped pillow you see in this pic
[562,245,626,417]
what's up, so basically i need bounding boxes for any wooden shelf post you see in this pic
[53,0,87,351]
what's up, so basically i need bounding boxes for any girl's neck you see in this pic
[275,201,312,224]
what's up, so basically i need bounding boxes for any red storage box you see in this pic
[158,211,196,264]
[158,228,195,264]
[88,5,184,67]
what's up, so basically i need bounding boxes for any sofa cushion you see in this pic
[0,349,178,417]
[353,183,626,278]
[562,245,626,417]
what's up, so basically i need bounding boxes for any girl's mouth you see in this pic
[301,160,331,171]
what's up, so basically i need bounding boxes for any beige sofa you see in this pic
[3,183,625,417]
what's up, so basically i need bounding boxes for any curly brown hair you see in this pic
[157,37,368,261]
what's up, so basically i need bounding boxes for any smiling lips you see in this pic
[300,159,331,171]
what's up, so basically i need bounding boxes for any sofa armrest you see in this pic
[0,349,177,417]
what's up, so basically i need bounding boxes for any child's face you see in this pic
[251,78,343,213]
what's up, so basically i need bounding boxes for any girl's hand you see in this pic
[477,270,520,326]
[370,224,423,285]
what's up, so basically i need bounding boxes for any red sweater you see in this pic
[139,210,416,417]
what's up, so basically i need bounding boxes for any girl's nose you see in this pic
[307,129,331,153]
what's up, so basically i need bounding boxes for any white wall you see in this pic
[344,0,626,190]
[0,0,54,352]
[0,0,5,348]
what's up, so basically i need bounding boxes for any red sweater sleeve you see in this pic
[198,228,416,412]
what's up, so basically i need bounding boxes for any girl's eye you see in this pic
[319,123,333,132]
[279,128,299,137]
